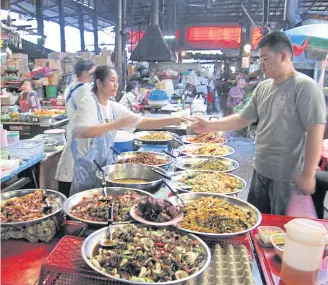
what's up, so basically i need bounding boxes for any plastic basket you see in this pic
[5,140,44,160]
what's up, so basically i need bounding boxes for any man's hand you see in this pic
[190,117,212,133]
[296,173,316,195]
[169,116,189,126]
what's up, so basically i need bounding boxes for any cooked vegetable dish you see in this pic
[70,191,143,222]
[140,132,172,141]
[183,144,232,156]
[192,159,234,171]
[112,179,149,184]
[116,153,168,166]
[187,133,225,144]
[1,190,54,223]
[178,172,244,194]
[137,196,184,222]
[179,197,256,234]
[91,224,207,282]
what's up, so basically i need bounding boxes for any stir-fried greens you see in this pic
[178,172,244,194]
[70,191,143,222]
[91,225,207,282]
[179,197,256,234]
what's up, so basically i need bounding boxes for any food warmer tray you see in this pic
[63,187,156,226]
[250,214,328,285]
[177,144,235,158]
[180,135,227,145]
[81,224,211,285]
[170,170,247,195]
[111,151,175,168]
[174,156,240,172]
[38,235,264,285]
[168,192,262,239]
[1,189,67,242]
[134,131,179,144]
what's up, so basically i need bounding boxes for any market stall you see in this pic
[1,131,327,285]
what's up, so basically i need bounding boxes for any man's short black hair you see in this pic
[20,79,33,87]
[126,80,138,92]
[258,31,293,56]
[74,59,95,78]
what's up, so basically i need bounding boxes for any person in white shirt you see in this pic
[119,80,139,111]
[147,69,160,85]
[55,59,95,196]
[70,65,187,195]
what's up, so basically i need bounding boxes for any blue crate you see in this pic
[5,140,44,160]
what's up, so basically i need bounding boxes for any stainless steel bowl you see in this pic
[170,170,246,195]
[63,187,156,226]
[96,164,166,193]
[174,156,239,172]
[168,192,262,238]
[177,143,235,158]
[180,135,227,145]
[134,131,179,144]
[111,151,175,169]
[81,224,211,285]
[1,189,67,227]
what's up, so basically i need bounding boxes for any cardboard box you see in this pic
[35,58,48,67]
[9,53,28,60]
[0,96,11,106]
[95,55,112,66]
[48,52,70,61]
[128,65,136,77]
[48,59,61,70]
[77,52,94,59]
[155,79,174,91]
[7,58,29,73]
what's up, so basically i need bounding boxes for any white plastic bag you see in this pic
[287,191,317,219]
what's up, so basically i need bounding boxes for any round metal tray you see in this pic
[170,170,246,195]
[177,143,235,158]
[167,192,262,238]
[174,156,239,172]
[134,131,179,144]
[111,151,175,169]
[96,164,166,193]
[81,224,211,285]
[1,189,67,227]
[63,187,155,226]
[180,135,227,145]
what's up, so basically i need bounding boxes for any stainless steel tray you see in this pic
[96,164,166,193]
[1,189,67,227]
[63,187,155,226]
[167,192,262,238]
[170,170,246,195]
[174,156,239,172]
[111,151,175,168]
[177,143,235,158]
[134,131,179,144]
[81,224,211,285]
[180,135,227,145]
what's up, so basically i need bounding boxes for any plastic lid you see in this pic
[114,130,134,142]
[148,90,168,101]
[44,129,66,134]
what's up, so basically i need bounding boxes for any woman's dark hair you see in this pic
[92,65,117,93]
[20,79,33,88]
[126,80,138,92]
[75,59,95,78]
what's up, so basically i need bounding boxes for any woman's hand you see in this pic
[169,116,190,126]
[190,117,212,133]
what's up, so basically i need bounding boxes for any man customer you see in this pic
[191,32,326,215]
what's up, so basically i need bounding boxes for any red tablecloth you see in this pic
[1,220,87,285]
[250,214,328,285]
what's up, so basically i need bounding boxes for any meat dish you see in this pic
[116,153,168,166]
[70,191,143,222]
[1,190,54,223]
[91,224,207,282]
[179,197,256,234]
[187,133,225,144]
[136,196,184,222]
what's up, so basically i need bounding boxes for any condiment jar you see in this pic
[281,218,328,285]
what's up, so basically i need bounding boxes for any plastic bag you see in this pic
[287,191,317,219]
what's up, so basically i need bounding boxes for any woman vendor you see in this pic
[69,65,187,195]
[19,79,41,112]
